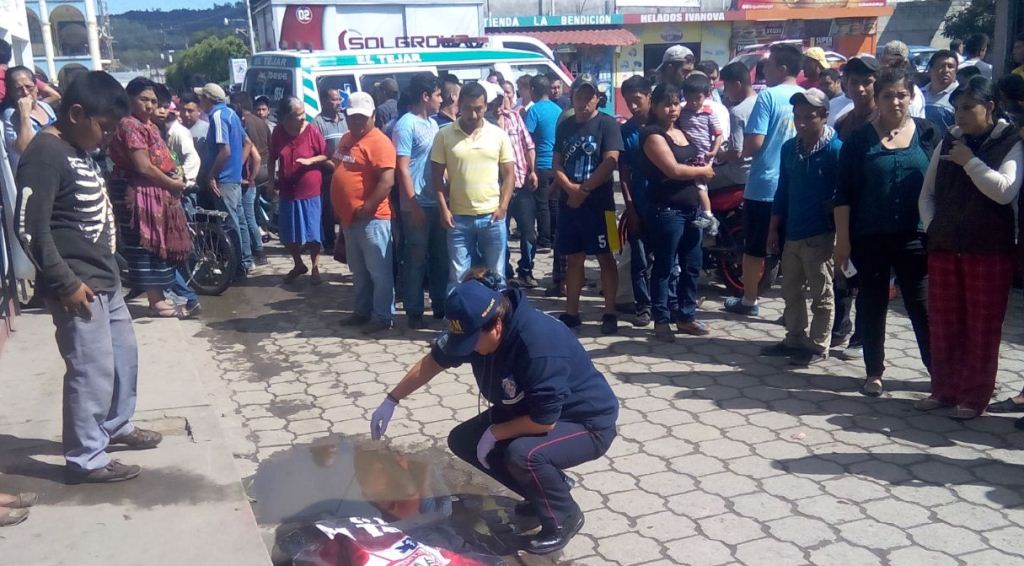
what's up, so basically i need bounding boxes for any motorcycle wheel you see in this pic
[716,220,781,296]
[187,221,237,296]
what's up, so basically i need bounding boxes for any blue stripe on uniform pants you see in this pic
[46,291,139,472]
[447,410,615,529]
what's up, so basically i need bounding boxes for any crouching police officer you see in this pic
[369,271,619,554]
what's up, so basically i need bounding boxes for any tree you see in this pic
[942,0,995,41]
[166,35,249,91]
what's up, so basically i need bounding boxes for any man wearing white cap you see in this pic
[431,81,516,290]
[656,45,696,88]
[196,82,253,273]
[332,91,398,334]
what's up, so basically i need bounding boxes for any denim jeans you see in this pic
[448,213,508,292]
[401,208,449,317]
[218,182,253,269]
[46,291,138,472]
[169,268,199,305]
[506,188,537,278]
[650,207,703,324]
[242,183,263,256]
[535,169,554,248]
[344,219,396,323]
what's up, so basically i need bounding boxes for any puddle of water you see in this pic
[248,435,565,565]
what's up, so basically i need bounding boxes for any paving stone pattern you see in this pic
[197,245,1024,565]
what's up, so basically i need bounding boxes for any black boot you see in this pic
[524,507,585,555]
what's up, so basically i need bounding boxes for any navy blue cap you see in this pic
[437,280,503,357]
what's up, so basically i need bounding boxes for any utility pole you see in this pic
[243,0,257,53]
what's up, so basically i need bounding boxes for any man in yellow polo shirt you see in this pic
[431,81,515,290]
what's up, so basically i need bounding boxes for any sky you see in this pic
[107,0,222,15]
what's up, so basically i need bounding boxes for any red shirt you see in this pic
[108,115,178,187]
[270,123,326,200]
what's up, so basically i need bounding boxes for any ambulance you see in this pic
[243,41,573,119]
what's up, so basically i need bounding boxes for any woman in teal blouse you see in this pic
[833,66,940,397]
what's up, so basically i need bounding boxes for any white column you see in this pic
[37,0,57,81]
[83,0,101,69]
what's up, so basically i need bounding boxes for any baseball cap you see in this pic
[805,47,829,71]
[437,280,503,357]
[656,45,695,72]
[346,91,375,117]
[193,83,227,103]
[882,40,910,61]
[480,80,505,104]
[790,88,829,108]
[571,73,599,95]
[844,55,881,76]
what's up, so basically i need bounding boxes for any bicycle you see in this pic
[183,192,238,296]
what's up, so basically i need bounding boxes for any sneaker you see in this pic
[518,274,539,289]
[362,320,394,335]
[835,343,864,361]
[634,311,651,327]
[724,297,760,316]
[110,428,163,450]
[66,460,141,484]
[600,314,618,335]
[706,215,720,237]
[254,253,270,266]
[676,320,710,336]
[178,301,202,320]
[789,350,828,367]
[558,313,582,328]
[692,214,714,231]
[407,315,426,330]
[761,342,801,357]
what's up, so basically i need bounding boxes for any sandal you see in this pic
[0,508,28,527]
[148,302,184,318]
[914,397,950,412]
[986,398,1024,414]
[861,377,883,397]
[284,265,309,283]
[950,406,981,421]
[0,493,37,509]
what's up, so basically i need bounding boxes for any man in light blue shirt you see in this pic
[923,50,959,134]
[525,74,563,252]
[725,43,804,316]
[198,82,253,271]
[392,73,447,328]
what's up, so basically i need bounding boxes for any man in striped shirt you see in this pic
[493,80,539,288]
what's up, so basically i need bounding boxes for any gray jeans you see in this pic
[47,291,138,471]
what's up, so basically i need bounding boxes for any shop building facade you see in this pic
[483,0,892,117]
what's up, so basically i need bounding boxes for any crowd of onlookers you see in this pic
[6,29,1024,513]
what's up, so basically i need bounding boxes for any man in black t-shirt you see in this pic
[552,74,624,335]
[16,71,163,484]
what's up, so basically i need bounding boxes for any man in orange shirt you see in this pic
[332,92,398,334]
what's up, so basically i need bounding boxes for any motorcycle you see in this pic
[703,183,780,296]
[254,179,279,243]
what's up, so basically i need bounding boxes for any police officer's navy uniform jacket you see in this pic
[431,288,619,431]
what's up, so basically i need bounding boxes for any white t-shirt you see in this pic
[959,58,993,78]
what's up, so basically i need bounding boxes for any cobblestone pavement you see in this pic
[195,242,1024,565]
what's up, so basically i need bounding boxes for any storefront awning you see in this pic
[494,29,639,47]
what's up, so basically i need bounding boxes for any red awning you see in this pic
[496,29,638,47]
